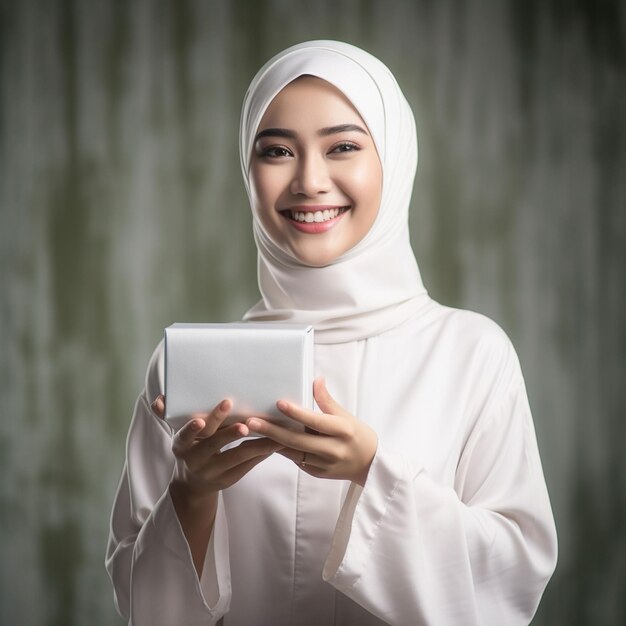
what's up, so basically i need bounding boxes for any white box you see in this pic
[164,322,314,431]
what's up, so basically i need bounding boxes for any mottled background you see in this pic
[1,0,624,624]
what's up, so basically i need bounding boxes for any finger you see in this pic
[246,417,333,455]
[150,394,166,419]
[185,422,249,471]
[213,438,283,474]
[276,447,326,469]
[313,377,351,418]
[217,449,277,490]
[274,400,345,437]
[208,421,249,451]
[172,417,206,457]
[195,398,233,438]
[276,448,331,480]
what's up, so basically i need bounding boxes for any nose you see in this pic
[289,153,331,197]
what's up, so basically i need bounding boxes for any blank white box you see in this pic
[164,322,314,432]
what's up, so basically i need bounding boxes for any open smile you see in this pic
[280,205,351,233]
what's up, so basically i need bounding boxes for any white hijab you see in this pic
[240,40,430,344]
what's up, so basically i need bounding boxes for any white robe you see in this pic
[106,299,558,626]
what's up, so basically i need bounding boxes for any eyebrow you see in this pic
[319,123,368,136]
[254,123,368,142]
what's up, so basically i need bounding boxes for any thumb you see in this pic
[172,417,205,457]
[313,377,351,417]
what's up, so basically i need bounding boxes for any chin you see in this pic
[291,247,340,268]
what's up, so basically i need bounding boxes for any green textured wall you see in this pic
[1,1,624,624]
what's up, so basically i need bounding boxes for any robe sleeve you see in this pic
[105,343,232,625]
[323,342,558,625]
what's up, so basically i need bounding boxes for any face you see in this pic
[249,76,383,267]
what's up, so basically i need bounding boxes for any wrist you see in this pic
[169,479,218,516]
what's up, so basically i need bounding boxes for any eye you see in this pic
[329,141,361,154]
[260,145,293,158]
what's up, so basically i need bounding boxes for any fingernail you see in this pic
[220,399,230,411]
[247,418,261,430]
[277,400,288,411]
[191,420,202,430]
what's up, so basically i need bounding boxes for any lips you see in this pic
[286,206,349,223]
[280,205,351,233]
[291,207,335,223]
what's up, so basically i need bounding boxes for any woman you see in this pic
[106,40,558,626]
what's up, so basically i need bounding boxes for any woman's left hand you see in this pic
[246,377,378,486]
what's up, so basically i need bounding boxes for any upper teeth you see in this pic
[290,208,343,223]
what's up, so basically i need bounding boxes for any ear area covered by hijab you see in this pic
[240,40,432,344]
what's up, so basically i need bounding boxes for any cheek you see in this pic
[250,166,275,207]
[249,167,289,228]
[343,157,382,214]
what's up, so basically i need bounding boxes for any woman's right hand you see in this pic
[151,395,283,505]
[151,395,282,576]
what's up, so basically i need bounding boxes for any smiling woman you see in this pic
[249,76,382,267]
[106,40,557,626]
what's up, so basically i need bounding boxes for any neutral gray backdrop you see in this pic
[1,1,624,624]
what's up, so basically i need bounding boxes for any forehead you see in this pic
[256,75,366,131]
